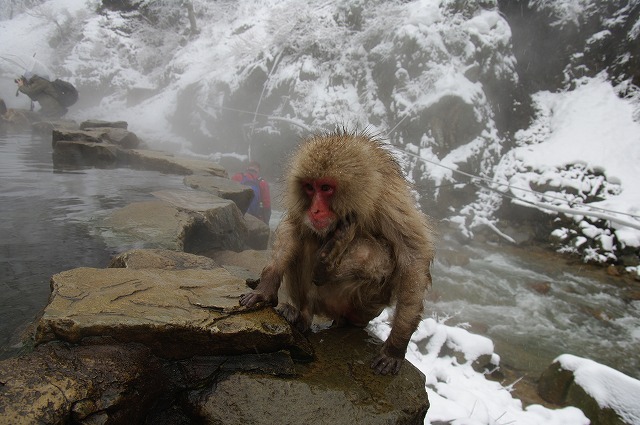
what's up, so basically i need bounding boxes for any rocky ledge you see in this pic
[0,120,429,424]
[0,249,429,424]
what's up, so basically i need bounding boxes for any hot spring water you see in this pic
[0,130,185,357]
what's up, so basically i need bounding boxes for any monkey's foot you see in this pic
[276,303,310,333]
[371,352,403,375]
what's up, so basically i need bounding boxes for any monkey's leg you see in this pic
[240,218,300,307]
[312,217,356,284]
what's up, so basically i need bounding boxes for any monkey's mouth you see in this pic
[307,215,334,231]
[304,217,335,237]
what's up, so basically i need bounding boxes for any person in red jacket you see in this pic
[232,161,271,225]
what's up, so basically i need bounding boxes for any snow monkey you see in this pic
[239,130,435,375]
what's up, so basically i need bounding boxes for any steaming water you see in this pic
[0,130,185,358]
[1,131,639,381]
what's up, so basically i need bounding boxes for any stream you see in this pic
[1,130,639,381]
[430,238,640,379]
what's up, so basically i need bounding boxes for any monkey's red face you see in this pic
[302,178,337,233]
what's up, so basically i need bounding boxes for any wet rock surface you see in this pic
[188,328,429,425]
[183,174,254,214]
[0,342,165,424]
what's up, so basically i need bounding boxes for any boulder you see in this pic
[538,354,640,425]
[1,328,427,424]
[52,140,120,166]
[182,174,273,250]
[187,327,429,425]
[184,174,254,213]
[0,342,165,424]
[101,189,248,254]
[243,213,271,250]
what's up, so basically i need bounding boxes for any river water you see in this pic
[1,130,639,380]
[429,237,640,379]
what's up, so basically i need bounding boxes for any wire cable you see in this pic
[395,145,640,223]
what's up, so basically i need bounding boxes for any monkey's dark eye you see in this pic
[303,183,314,194]
[320,184,334,194]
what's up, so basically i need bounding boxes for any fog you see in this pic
[2,1,640,424]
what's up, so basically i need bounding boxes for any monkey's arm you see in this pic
[239,217,300,307]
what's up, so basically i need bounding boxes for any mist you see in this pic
[2,1,640,424]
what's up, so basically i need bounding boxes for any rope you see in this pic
[204,104,640,228]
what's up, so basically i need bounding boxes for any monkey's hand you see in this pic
[239,276,279,307]
[371,347,404,375]
[312,216,356,284]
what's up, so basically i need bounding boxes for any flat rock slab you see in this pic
[184,174,254,214]
[109,249,221,270]
[35,267,300,359]
[101,189,247,253]
[124,149,227,177]
[52,127,140,149]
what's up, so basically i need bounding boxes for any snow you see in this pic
[557,354,640,424]
[514,77,640,204]
[1,1,639,424]
[501,74,640,252]
[368,312,589,425]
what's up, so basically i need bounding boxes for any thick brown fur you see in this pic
[239,129,435,375]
